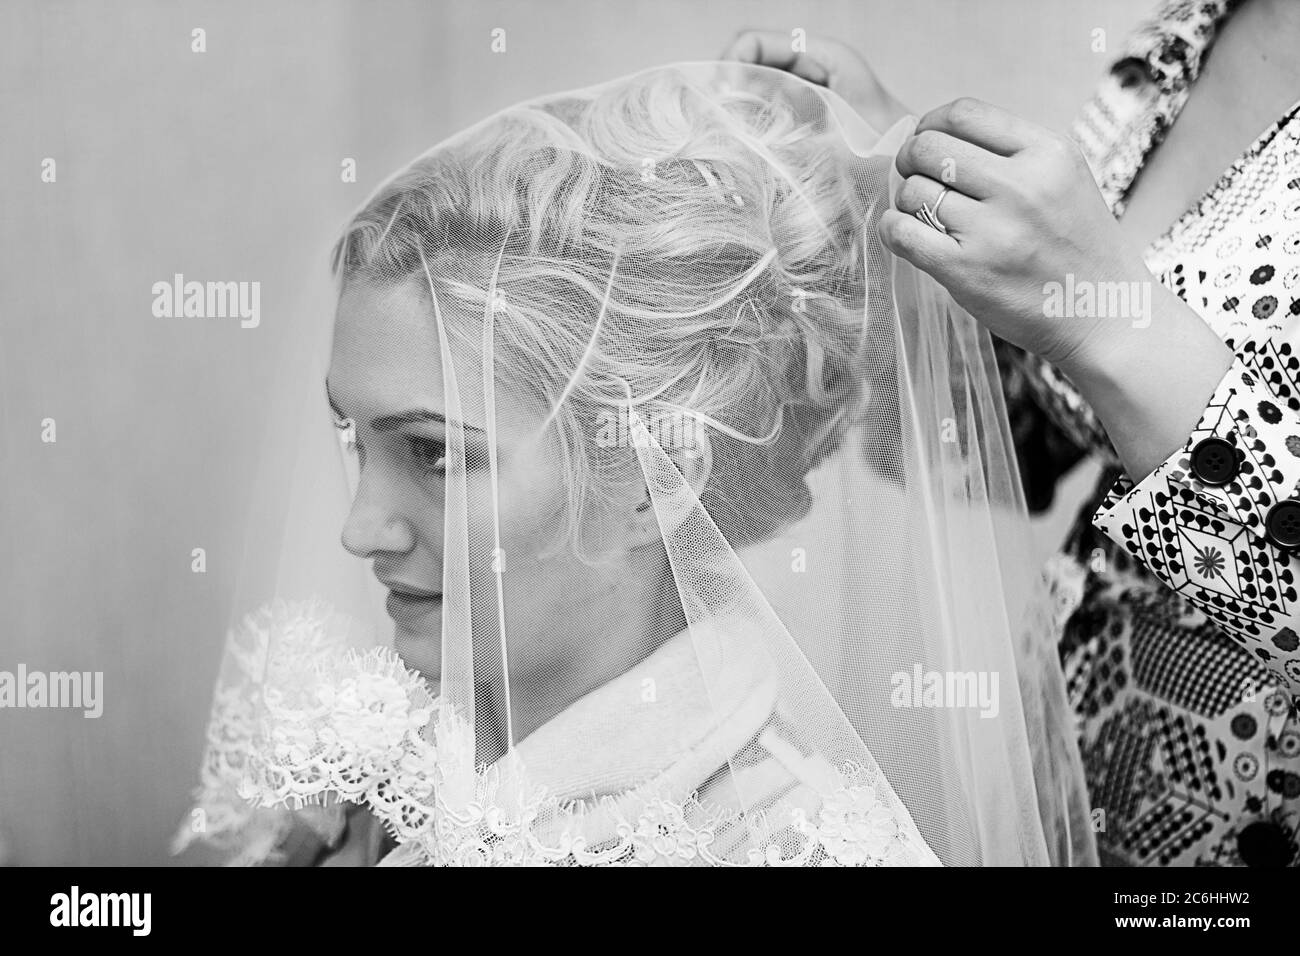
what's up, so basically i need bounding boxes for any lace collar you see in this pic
[177,599,938,866]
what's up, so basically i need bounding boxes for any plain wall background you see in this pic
[0,0,1141,865]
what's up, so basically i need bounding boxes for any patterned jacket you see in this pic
[1007,0,1300,866]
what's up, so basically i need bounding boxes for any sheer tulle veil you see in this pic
[173,61,1095,867]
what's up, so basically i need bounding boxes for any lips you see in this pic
[381,581,443,629]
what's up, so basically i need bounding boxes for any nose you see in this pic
[341,481,417,557]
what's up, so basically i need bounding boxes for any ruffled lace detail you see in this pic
[170,599,359,864]
[175,600,939,867]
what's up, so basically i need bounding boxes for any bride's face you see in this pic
[327,278,647,736]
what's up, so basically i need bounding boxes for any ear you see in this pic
[624,429,713,548]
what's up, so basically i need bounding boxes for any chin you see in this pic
[393,627,441,682]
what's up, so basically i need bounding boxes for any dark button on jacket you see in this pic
[1265,500,1300,550]
[1237,820,1295,867]
[1188,436,1238,486]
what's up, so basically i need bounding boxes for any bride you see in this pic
[174,62,1093,867]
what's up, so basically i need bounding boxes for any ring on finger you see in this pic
[915,185,951,235]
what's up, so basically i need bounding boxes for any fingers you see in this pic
[894,129,1005,200]
[893,175,978,237]
[720,30,830,85]
[914,97,1039,156]
[879,209,961,279]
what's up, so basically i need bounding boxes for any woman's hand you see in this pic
[879,97,1234,480]
[880,97,1154,369]
[720,30,911,133]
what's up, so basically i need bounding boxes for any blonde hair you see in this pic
[332,66,875,552]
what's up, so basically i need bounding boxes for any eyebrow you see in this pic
[326,380,487,435]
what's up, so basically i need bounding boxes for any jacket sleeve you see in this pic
[1092,264,1300,676]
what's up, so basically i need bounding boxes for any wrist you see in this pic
[1061,284,1234,479]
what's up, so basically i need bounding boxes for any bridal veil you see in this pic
[173,62,1094,867]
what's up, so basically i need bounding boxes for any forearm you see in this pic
[1060,284,1234,481]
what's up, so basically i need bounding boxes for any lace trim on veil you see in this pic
[173,599,941,867]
